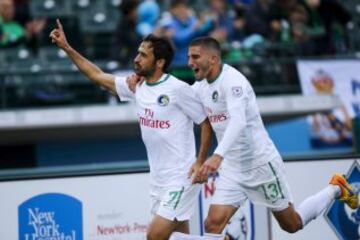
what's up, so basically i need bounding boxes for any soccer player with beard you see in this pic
[169,37,359,240]
[50,19,212,240]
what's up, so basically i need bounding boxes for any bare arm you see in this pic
[197,118,212,164]
[190,118,213,183]
[49,19,116,93]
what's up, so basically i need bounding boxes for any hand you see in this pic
[126,74,143,93]
[189,160,207,184]
[196,154,223,181]
[49,19,70,50]
[26,18,47,35]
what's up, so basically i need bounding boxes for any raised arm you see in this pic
[49,19,116,94]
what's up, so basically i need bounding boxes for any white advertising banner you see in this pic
[0,173,151,240]
[297,60,360,148]
[272,158,360,240]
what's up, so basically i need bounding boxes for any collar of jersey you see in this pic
[207,64,223,84]
[146,74,170,86]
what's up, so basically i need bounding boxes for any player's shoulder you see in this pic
[167,74,192,89]
[221,64,249,86]
[222,64,247,81]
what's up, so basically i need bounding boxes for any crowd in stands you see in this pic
[0,0,46,51]
[0,0,355,66]
[113,0,353,66]
[0,0,357,108]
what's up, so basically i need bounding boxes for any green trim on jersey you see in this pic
[165,187,185,210]
[173,187,185,209]
[268,162,285,199]
[207,64,223,84]
[146,74,170,86]
[261,162,285,202]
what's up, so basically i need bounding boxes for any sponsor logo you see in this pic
[139,108,171,129]
[212,91,219,102]
[93,211,148,238]
[325,161,360,240]
[96,223,147,236]
[232,86,243,97]
[208,113,228,123]
[157,94,170,106]
[18,193,83,240]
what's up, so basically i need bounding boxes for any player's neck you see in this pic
[207,64,223,84]
[145,70,165,84]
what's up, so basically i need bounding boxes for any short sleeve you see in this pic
[115,76,135,101]
[177,83,207,124]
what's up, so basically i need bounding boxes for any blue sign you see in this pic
[325,161,360,240]
[18,193,83,240]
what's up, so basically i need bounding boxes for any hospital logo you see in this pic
[18,193,83,240]
[212,91,219,102]
[325,161,360,240]
[157,94,170,106]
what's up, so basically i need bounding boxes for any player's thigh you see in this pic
[158,184,200,221]
[147,214,181,240]
[244,160,293,212]
[205,204,238,232]
[174,220,189,234]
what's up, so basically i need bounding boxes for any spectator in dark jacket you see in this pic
[113,0,142,67]
[298,0,351,55]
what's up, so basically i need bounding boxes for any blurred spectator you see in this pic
[159,0,214,65]
[136,0,160,37]
[245,0,278,41]
[231,4,247,42]
[229,0,255,5]
[208,0,234,43]
[113,0,141,67]
[297,0,351,55]
[0,0,27,47]
[268,0,300,43]
[13,0,29,26]
[0,0,45,49]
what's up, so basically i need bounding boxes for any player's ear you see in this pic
[210,54,217,65]
[156,59,165,70]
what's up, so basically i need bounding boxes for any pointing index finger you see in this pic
[56,19,63,30]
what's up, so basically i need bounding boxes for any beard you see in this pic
[134,63,156,78]
[193,64,210,81]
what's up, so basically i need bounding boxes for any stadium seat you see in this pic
[39,47,76,72]
[78,7,119,34]
[30,0,73,17]
[39,46,68,62]
[1,48,34,63]
[72,0,100,12]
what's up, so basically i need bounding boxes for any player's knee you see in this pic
[204,216,224,233]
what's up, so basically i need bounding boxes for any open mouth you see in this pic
[193,68,200,74]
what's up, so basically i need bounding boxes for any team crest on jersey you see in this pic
[157,94,170,106]
[212,91,219,102]
[232,86,243,97]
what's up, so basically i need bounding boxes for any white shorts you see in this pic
[212,158,293,212]
[150,184,200,221]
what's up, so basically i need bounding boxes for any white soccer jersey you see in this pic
[192,64,280,171]
[115,74,207,187]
